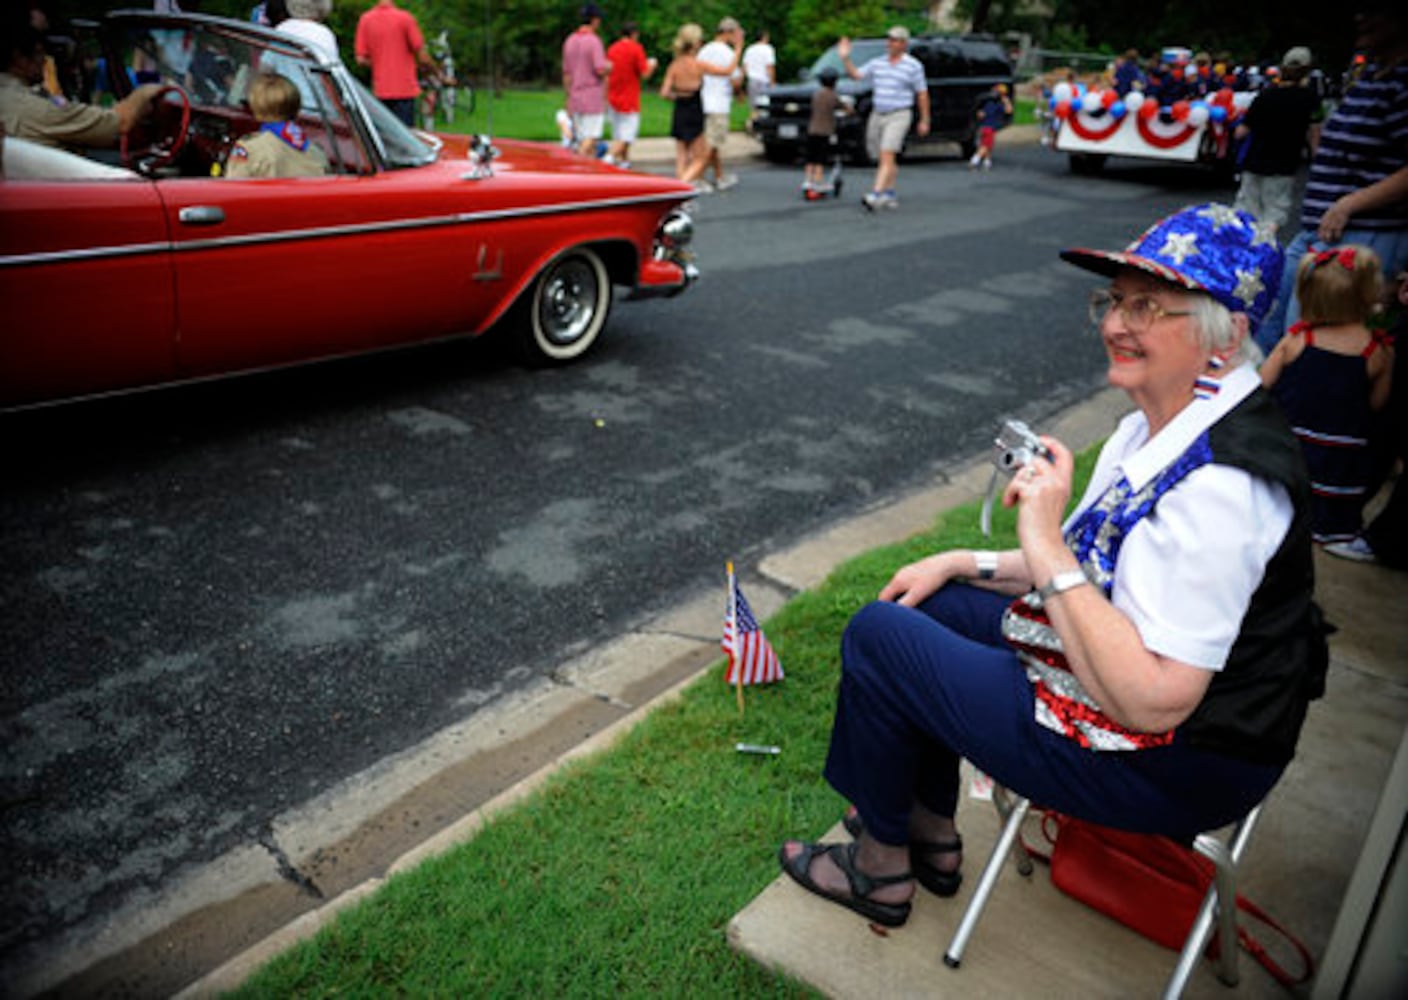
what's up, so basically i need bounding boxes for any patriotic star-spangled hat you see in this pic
[1059,203,1285,337]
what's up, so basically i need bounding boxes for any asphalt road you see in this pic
[0,143,1235,990]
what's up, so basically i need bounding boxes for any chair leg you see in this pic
[944,794,1031,968]
[994,785,1035,877]
[1161,805,1263,999]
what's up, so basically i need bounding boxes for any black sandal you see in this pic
[777,840,913,927]
[843,807,964,898]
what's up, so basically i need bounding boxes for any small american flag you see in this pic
[723,564,784,686]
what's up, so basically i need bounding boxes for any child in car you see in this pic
[226,71,329,178]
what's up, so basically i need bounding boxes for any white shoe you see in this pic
[690,178,715,194]
[861,191,881,211]
[982,159,991,171]
[878,191,899,209]
[715,173,739,191]
[1323,537,1378,563]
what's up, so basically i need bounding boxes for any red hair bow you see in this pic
[1312,247,1356,270]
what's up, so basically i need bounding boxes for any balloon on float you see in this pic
[1101,89,1118,108]
[1189,103,1210,126]
[1171,100,1190,122]
[1210,105,1227,123]
[1052,81,1073,103]
[1082,91,1103,113]
[1110,100,1127,119]
[1124,91,1144,113]
[1054,99,1072,119]
[1139,99,1159,120]
[1232,91,1254,111]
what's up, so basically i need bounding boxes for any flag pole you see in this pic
[728,561,745,716]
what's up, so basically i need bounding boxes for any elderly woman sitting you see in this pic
[779,204,1327,927]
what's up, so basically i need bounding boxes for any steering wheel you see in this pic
[121,84,192,172]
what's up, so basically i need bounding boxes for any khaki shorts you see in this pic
[571,111,604,141]
[866,108,913,158]
[704,112,730,150]
[609,109,640,144]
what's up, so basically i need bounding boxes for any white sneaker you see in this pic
[862,191,881,211]
[1323,537,1378,563]
[982,159,992,171]
[715,173,739,191]
[878,192,899,209]
[690,178,714,194]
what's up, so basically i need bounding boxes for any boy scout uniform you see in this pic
[0,71,119,149]
[225,126,329,178]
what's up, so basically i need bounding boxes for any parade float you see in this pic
[1048,73,1254,174]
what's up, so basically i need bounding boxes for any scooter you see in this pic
[802,137,845,201]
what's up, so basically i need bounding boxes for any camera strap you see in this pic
[979,468,1001,536]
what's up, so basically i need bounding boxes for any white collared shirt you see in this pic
[1065,365,1294,670]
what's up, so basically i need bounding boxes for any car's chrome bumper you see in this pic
[628,207,698,299]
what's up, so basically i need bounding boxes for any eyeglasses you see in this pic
[1089,289,1193,334]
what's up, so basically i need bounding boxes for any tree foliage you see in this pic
[47,1,1363,86]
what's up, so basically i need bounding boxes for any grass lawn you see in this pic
[428,86,1037,141]
[432,86,747,142]
[231,447,1100,997]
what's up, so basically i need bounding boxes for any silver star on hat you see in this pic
[1233,268,1265,307]
[1159,231,1200,265]
[1197,204,1245,230]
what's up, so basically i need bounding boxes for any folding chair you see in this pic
[943,789,1265,1000]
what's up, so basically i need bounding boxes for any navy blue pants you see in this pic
[822,585,1284,845]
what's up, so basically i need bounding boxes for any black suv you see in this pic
[754,35,1013,164]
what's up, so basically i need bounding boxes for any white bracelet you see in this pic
[974,550,999,581]
[1036,568,1089,602]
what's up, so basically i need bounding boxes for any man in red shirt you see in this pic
[354,0,445,127]
[605,21,656,168]
[561,2,611,157]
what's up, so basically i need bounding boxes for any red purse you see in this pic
[1041,813,1314,987]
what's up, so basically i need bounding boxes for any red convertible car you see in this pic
[0,10,697,409]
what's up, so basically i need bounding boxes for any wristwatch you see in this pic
[973,550,999,581]
[1036,568,1088,602]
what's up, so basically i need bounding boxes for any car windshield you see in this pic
[343,74,437,168]
[808,40,887,79]
[93,14,434,172]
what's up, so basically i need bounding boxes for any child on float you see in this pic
[226,72,329,178]
[1260,245,1395,544]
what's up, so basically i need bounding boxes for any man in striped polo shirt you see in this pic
[839,27,930,211]
[1256,5,1408,353]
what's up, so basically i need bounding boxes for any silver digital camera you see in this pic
[992,419,1052,475]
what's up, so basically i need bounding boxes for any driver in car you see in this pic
[0,21,160,151]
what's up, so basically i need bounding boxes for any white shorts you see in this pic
[609,109,640,143]
[866,107,913,157]
[571,112,604,141]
